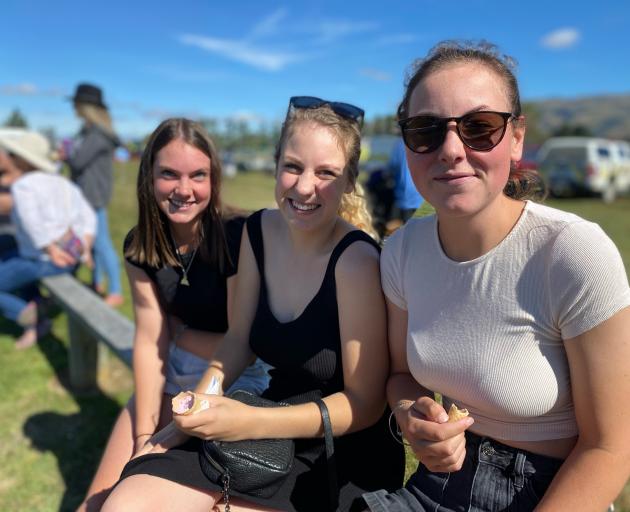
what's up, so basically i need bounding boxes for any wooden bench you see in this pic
[40,273,134,390]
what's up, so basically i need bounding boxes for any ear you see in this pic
[510,116,526,163]
[344,178,355,194]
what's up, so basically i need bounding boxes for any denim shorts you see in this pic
[164,343,272,397]
[363,431,564,512]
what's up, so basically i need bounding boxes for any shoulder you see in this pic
[335,231,381,281]
[223,214,247,242]
[523,201,615,257]
[382,215,434,259]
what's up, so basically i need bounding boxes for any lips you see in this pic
[169,198,196,209]
[434,173,476,184]
[289,198,320,211]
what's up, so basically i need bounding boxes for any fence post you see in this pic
[67,316,98,390]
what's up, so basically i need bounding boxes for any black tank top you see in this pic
[246,209,380,402]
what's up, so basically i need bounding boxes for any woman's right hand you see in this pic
[131,422,190,460]
[398,396,474,472]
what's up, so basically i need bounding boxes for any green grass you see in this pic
[1,165,629,510]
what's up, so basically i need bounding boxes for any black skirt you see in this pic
[120,411,405,512]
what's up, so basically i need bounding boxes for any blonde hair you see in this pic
[75,102,115,135]
[274,105,378,240]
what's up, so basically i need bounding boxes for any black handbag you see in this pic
[198,390,295,508]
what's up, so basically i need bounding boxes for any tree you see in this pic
[3,108,28,128]
[552,124,592,137]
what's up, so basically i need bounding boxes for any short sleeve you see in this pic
[223,215,247,277]
[380,227,407,310]
[548,221,630,340]
[123,228,145,270]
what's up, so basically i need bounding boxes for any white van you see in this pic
[537,137,629,202]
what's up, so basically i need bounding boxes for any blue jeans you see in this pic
[0,256,71,322]
[164,344,271,397]
[363,431,563,512]
[93,208,122,294]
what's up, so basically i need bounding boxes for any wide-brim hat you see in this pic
[68,82,107,109]
[0,129,57,173]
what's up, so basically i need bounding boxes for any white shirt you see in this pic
[381,200,630,441]
[11,170,97,261]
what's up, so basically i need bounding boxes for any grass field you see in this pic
[1,163,629,511]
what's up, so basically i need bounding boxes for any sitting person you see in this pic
[362,40,630,512]
[0,129,96,349]
[102,98,405,511]
[77,118,270,511]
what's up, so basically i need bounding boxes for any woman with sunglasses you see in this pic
[362,41,630,511]
[102,99,405,511]
[78,118,271,512]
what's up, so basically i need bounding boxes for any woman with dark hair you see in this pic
[102,99,404,511]
[78,118,270,511]
[62,83,123,307]
[362,40,630,511]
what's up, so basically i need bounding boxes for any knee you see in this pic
[101,480,147,512]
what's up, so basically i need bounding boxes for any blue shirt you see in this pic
[389,139,423,210]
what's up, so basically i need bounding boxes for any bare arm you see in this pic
[386,299,473,472]
[0,191,12,216]
[177,240,393,442]
[536,306,630,511]
[126,262,171,447]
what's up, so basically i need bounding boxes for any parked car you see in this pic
[537,137,630,202]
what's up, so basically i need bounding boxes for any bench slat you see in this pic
[41,274,134,368]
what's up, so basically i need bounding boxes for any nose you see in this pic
[175,177,192,196]
[294,171,316,196]
[438,123,466,164]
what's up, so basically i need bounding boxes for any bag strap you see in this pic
[316,399,338,511]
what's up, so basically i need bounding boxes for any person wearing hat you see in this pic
[0,129,96,349]
[60,82,123,307]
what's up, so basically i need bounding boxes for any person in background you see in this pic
[77,118,270,512]
[0,138,18,260]
[60,83,123,307]
[0,129,96,349]
[102,98,404,512]
[362,40,630,512]
[388,137,423,224]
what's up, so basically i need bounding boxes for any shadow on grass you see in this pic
[21,327,123,512]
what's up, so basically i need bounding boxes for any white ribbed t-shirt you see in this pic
[381,201,630,441]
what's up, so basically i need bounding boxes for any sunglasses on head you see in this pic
[289,96,365,126]
[398,111,514,154]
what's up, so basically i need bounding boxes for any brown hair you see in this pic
[398,40,545,200]
[274,105,378,238]
[125,118,230,270]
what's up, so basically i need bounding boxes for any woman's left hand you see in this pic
[173,394,256,441]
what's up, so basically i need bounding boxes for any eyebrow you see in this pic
[410,105,496,117]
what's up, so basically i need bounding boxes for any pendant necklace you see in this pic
[170,231,198,286]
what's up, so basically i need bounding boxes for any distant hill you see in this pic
[527,94,630,141]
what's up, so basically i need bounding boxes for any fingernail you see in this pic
[438,412,449,423]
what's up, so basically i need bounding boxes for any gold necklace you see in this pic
[169,230,198,286]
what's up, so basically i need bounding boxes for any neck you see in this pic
[169,220,199,253]
[284,217,340,256]
[437,196,525,262]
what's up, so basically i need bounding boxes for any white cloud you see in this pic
[178,33,303,72]
[311,20,378,44]
[0,83,67,97]
[360,68,392,82]
[248,8,288,40]
[540,28,581,49]
[376,33,418,46]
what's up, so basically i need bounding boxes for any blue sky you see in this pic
[1,0,629,139]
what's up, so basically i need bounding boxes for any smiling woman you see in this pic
[77,118,271,512]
